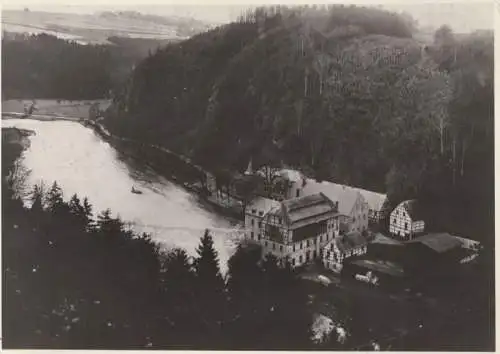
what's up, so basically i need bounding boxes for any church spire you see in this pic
[244,158,253,175]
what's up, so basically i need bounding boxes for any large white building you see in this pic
[286,178,369,233]
[244,193,340,267]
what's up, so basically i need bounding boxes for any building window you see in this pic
[292,258,296,266]
[300,243,303,250]
[306,240,310,247]
[280,245,283,252]
[273,243,276,250]
[251,219,254,225]
[405,222,408,230]
[299,255,303,264]
[251,232,254,239]
[265,241,268,247]
[258,221,262,228]
[252,209,256,214]
[293,244,295,252]
[258,234,261,240]
[296,189,300,197]
[393,218,396,224]
[259,211,263,216]
[278,217,282,224]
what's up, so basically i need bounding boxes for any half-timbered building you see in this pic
[389,199,425,239]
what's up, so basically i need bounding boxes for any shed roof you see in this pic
[406,233,463,253]
[371,233,403,246]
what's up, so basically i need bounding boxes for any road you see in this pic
[2,112,82,121]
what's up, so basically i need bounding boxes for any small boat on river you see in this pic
[131,186,143,194]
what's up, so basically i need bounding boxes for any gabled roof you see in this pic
[267,193,338,227]
[325,231,368,253]
[278,169,304,183]
[300,180,364,216]
[406,233,463,253]
[357,189,388,212]
[398,199,425,221]
[246,197,280,216]
[337,231,368,252]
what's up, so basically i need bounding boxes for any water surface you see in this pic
[3,119,241,271]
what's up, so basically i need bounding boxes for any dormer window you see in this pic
[259,211,264,216]
[252,209,256,214]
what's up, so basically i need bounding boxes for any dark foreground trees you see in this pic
[2,153,312,349]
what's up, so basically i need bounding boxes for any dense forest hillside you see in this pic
[105,5,493,243]
[2,33,174,99]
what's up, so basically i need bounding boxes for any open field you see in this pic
[2,10,213,44]
[2,99,112,119]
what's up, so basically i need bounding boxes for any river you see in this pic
[2,118,243,272]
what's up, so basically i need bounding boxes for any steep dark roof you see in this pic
[334,231,368,253]
[280,193,337,225]
[406,233,463,253]
[401,199,425,221]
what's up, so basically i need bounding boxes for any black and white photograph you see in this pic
[1,0,495,351]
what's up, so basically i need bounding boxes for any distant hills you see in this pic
[1,9,216,45]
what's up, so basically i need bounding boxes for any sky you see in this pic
[1,0,495,31]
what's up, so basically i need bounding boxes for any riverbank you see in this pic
[84,119,245,221]
[2,99,111,119]
[2,109,245,222]
[2,126,35,149]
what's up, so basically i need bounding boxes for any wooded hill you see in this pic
[1,32,175,100]
[105,5,493,242]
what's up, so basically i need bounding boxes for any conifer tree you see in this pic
[68,194,87,230]
[82,197,95,231]
[30,183,45,212]
[45,181,65,213]
[193,229,226,347]
[225,244,267,348]
[97,209,123,237]
[157,248,197,345]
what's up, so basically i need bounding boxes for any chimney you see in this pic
[335,201,339,211]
